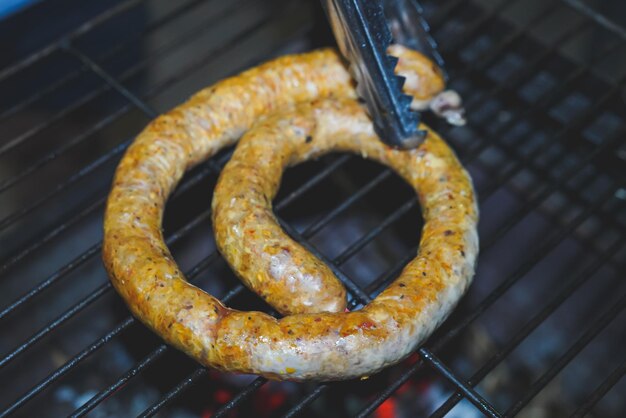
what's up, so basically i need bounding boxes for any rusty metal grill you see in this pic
[0,0,624,417]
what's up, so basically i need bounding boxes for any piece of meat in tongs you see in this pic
[322,0,465,149]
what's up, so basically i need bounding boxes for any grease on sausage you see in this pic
[102,47,477,381]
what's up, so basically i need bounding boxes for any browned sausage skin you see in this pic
[103,47,477,381]
[211,98,477,379]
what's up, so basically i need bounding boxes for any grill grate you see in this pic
[1,0,625,417]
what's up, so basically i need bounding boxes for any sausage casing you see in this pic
[102,47,477,381]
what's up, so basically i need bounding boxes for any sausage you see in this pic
[102,46,477,381]
[387,43,445,109]
[211,98,477,380]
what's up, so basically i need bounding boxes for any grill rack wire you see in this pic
[0,0,624,417]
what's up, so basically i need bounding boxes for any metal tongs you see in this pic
[322,0,451,149]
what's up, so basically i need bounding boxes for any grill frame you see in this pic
[0,0,624,417]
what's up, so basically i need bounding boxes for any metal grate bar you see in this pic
[479,139,626,240]
[354,360,420,417]
[435,12,622,192]
[0,207,213,371]
[355,176,624,416]
[0,76,117,157]
[0,129,128,233]
[342,0,613,268]
[2,1,624,417]
[281,248,419,418]
[285,171,621,418]
[273,155,351,212]
[16,150,351,416]
[367,245,419,299]
[79,169,426,417]
[0,167,113,272]
[281,41,625,418]
[352,185,620,416]
[429,219,625,418]
[0,0,207,123]
[0,132,239,298]
[532,201,625,272]
[0,2,608,196]
[0,64,89,123]
[0,0,253,187]
[463,73,626,236]
[446,36,624,180]
[0,103,133,198]
[334,198,415,265]
[62,43,158,117]
[0,122,161,236]
[1,152,346,350]
[173,246,459,418]
[428,0,467,30]
[139,1,620,416]
[463,134,619,254]
[466,118,626,236]
[463,74,625,159]
[71,345,168,418]
[443,1,566,79]
[1,223,222,416]
[0,0,193,158]
[0,284,110,370]
[480,135,623,250]
[0,316,134,418]
[2,155,215,281]
[0,0,144,82]
[209,377,268,418]
[151,212,442,418]
[365,70,618,288]
[0,0,305,236]
[437,0,526,57]
[353,123,624,414]
[432,4,623,228]
[0,0,560,240]
[452,33,626,214]
[0,143,349,400]
[211,31,626,418]
[456,18,595,124]
[505,293,626,416]
[448,54,614,183]
[448,0,618,254]
[70,253,239,418]
[0,148,229,320]
[342,0,618,290]
[431,152,623,350]
[217,149,620,417]
[0,239,224,418]
[0,242,100,321]
[476,86,623,204]
[301,181,405,265]
[563,0,626,42]
[570,358,626,418]
[445,54,625,245]
[215,168,618,418]
[0,0,306,236]
[303,169,392,237]
[282,385,327,418]
[465,9,586,83]
[228,252,422,418]
[139,368,210,418]
[418,348,502,418]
